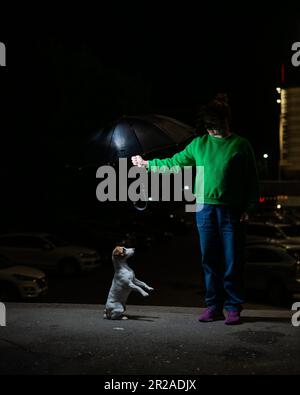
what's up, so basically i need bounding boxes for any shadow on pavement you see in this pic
[242,316,290,324]
[125,315,160,322]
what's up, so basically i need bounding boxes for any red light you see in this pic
[259,197,266,203]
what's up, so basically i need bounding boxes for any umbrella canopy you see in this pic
[84,114,197,166]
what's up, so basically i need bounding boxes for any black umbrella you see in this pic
[84,114,197,166]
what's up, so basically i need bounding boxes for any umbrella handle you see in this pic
[133,181,148,211]
[133,200,148,211]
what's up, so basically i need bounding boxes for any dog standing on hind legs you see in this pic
[104,246,154,320]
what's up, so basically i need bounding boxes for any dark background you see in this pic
[0,7,300,226]
[1,9,300,165]
[1,7,300,227]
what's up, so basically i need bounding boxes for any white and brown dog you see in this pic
[104,246,154,320]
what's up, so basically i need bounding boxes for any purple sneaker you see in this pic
[198,308,224,322]
[225,310,241,325]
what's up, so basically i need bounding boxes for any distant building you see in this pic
[279,86,300,180]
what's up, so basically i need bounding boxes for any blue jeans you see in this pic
[196,204,246,312]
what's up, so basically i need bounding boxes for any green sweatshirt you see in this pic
[147,133,259,212]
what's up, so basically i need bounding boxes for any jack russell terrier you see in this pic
[104,246,154,320]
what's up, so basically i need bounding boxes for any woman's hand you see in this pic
[131,155,149,168]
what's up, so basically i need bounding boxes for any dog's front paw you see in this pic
[142,292,149,297]
[148,287,154,292]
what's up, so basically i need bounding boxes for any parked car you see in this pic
[246,222,300,245]
[250,212,290,224]
[0,233,101,275]
[0,257,48,301]
[50,220,140,262]
[245,244,300,305]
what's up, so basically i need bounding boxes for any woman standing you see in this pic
[131,94,259,325]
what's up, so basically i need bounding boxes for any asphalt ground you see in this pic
[0,303,298,375]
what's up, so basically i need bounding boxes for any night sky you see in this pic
[0,7,299,222]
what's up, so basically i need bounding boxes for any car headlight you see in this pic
[13,274,37,282]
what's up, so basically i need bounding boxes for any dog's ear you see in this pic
[113,246,126,257]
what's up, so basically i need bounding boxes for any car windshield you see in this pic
[280,225,300,237]
[44,235,69,247]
